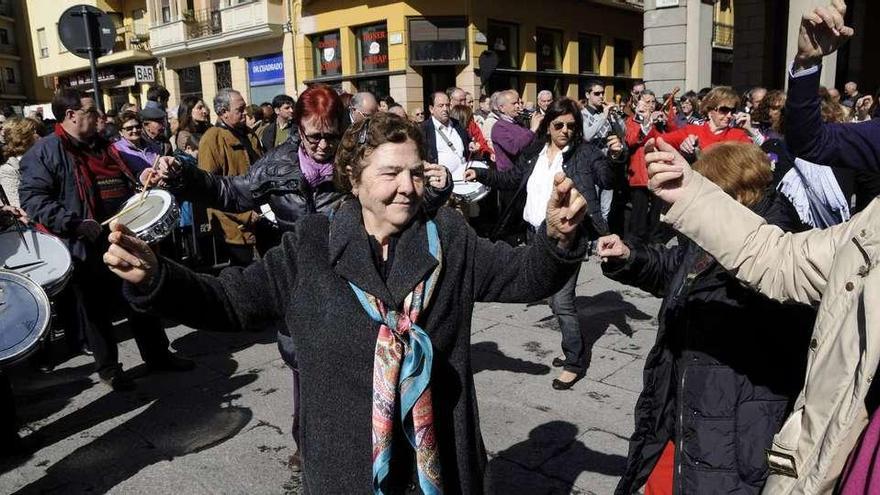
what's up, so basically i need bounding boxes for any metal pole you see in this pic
[80,6,104,112]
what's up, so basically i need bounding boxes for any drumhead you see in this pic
[0,230,72,294]
[0,270,51,367]
[466,161,489,170]
[453,182,484,196]
[117,189,173,234]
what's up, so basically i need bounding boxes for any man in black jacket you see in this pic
[420,91,473,180]
[19,88,192,391]
[259,94,295,152]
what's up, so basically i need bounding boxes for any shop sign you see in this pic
[357,24,389,73]
[134,65,155,83]
[249,53,285,87]
[62,68,117,88]
[313,32,341,77]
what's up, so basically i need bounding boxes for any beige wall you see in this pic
[162,37,287,109]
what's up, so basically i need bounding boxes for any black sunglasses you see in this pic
[551,121,577,131]
[122,124,142,132]
[301,130,341,145]
[714,106,736,115]
[591,91,604,96]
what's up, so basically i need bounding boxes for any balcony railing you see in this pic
[0,44,17,56]
[713,22,734,48]
[0,3,13,17]
[185,9,223,39]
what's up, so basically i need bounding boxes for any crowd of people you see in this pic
[2,0,880,493]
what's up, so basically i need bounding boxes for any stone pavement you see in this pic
[0,258,661,494]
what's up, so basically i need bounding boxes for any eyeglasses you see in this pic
[122,124,142,132]
[551,121,577,131]
[591,91,604,96]
[714,106,736,115]
[301,131,341,146]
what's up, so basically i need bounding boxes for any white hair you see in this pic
[214,88,242,115]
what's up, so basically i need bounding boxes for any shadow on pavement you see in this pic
[471,341,551,375]
[3,325,273,491]
[575,291,652,371]
[488,420,627,494]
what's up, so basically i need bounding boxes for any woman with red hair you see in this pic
[164,84,450,234]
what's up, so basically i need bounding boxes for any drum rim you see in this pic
[0,269,52,366]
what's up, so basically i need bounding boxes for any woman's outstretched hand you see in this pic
[546,172,587,249]
[103,220,159,287]
[646,137,694,206]
[596,234,630,263]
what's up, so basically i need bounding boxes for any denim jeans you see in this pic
[549,270,585,375]
[527,228,585,375]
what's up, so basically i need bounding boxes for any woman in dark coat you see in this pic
[465,97,613,390]
[597,142,815,494]
[104,112,590,494]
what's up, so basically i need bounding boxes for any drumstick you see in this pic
[101,200,144,226]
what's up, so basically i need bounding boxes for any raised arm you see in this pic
[115,224,296,332]
[784,0,879,172]
[471,173,589,302]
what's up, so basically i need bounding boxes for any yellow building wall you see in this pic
[294,0,642,108]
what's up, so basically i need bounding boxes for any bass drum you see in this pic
[0,270,52,368]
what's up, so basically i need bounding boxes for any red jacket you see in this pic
[660,123,751,150]
[625,117,679,187]
[467,119,492,160]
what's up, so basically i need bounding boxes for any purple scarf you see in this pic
[298,146,334,188]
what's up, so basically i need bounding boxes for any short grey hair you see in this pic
[214,88,242,115]
[537,90,553,100]
[490,91,505,112]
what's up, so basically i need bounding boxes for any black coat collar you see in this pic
[328,199,439,308]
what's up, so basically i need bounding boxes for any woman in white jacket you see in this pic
[614,135,878,494]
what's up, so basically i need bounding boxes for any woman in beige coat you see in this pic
[637,135,879,494]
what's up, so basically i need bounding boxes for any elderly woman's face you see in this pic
[299,115,340,163]
[121,119,142,144]
[351,139,425,236]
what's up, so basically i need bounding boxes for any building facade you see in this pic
[643,0,880,94]
[25,0,157,114]
[148,0,295,110]
[0,0,53,110]
[294,0,644,111]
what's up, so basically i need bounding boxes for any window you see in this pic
[408,17,467,66]
[215,61,232,91]
[178,66,203,100]
[311,31,341,78]
[4,67,13,84]
[614,39,633,77]
[579,34,601,74]
[0,29,8,45]
[486,20,518,70]
[161,0,171,23]
[36,28,47,58]
[356,23,388,73]
[536,29,563,72]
